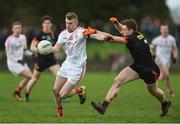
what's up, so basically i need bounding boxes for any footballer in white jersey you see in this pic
[152,34,176,68]
[5,21,32,101]
[151,24,178,97]
[51,12,112,117]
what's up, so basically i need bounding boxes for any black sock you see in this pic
[102,100,111,108]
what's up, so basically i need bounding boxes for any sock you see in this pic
[58,106,63,109]
[75,87,83,94]
[25,93,29,97]
[102,99,111,108]
[15,86,22,93]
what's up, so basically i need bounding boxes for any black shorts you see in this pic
[34,54,58,72]
[129,63,160,84]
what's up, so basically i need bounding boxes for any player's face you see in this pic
[42,20,52,32]
[12,25,22,36]
[120,25,133,36]
[160,25,169,37]
[65,18,78,32]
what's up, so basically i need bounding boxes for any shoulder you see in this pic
[34,30,42,38]
[20,34,26,39]
[5,35,14,47]
[59,29,67,36]
[128,32,143,40]
[168,35,176,41]
[6,35,14,42]
[152,35,161,43]
[78,26,85,31]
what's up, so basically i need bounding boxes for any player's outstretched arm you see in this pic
[82,27,106,41]
[106,35,128,44]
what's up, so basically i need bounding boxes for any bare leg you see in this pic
[146,83,166,103]
[146,82,171,117]
[16,69,32,93]
[91,66,139,114]
[105,66,139,102]
[25,69,40,96]
[13,69,32,101]
[53,76,67,108]
[49,64,60,75]
[159,65,174,96]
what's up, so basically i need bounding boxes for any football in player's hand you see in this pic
[37,40,52,55]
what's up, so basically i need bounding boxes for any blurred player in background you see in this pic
[91,18,171,117]
[52,12,111,117]
[24,15,60,101]
[150,24,178,97]
[5,21,32,101]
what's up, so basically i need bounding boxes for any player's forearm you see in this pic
[90,33,106,41]
[51,47,59,53]
[52,43,62,53]
[110,36,127,44]
[172,47,178,58]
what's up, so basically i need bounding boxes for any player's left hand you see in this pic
[83,27,96,36]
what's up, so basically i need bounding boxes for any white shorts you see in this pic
[57,62,86,85]
[7,60,30,76]
[155,57,171,68]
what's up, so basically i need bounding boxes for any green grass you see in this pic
[86,41,128,60]
[0,71,180,123]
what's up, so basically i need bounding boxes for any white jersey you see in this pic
[152,35,176,67]
[57,27,87,66]
[5,34,27,62]
[152,34,176,67]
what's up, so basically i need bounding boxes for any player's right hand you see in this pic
[83,27,96,36]
[110,17,118,22]
[110,17,119,25]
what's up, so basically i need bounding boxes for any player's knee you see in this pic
[114,77,123,87]
[26,75,32,80]
[32,75,39,82]
[164,72,169,79]
[59,91,67,99]
[53,89,59,96]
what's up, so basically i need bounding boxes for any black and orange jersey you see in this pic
[33,31,58,70]
[34,31,57,46]
[125,32,155,66]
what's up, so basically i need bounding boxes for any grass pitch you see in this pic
[0,71,180,123]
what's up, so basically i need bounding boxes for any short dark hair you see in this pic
[121,19,138,31]
[65,12,78,20]
[41,15,53,23]
[12,21,22,27]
